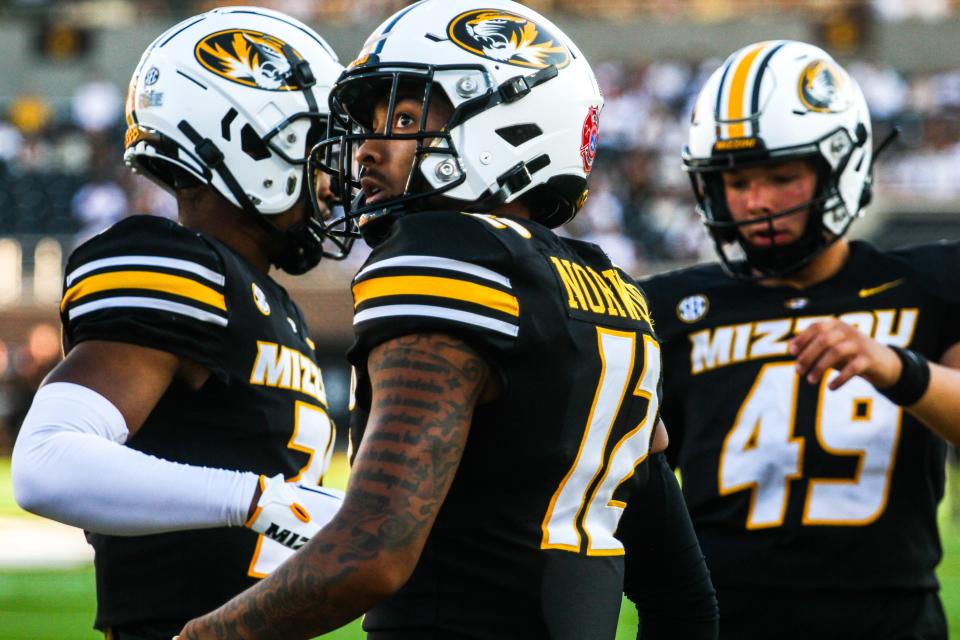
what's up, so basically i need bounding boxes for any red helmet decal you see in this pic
[580,105,599,174]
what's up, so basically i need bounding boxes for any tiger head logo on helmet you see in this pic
[195,30,300,91]
[449,10,570,69]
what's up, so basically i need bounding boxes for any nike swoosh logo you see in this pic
[858,278,904,298]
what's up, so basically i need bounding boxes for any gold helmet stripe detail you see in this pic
[61,271,226,312]
[726,42,767,139]
[353,275,519,317]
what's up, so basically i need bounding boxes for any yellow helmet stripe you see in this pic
[353,275,519,317]
[61,271,226,312]
[726,42,767,139]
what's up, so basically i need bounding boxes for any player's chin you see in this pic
[363,188,399,206]
[742,230,796,248]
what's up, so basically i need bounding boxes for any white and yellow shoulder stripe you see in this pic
[352,254,519,337]
[61,254,229,327]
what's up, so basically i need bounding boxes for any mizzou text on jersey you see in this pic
[640,240,960,620]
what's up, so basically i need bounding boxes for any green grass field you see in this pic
[1,455,958,639]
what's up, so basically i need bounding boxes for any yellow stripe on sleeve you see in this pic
[353,275,519,317]
[726,42,767,139]
[61,270,227,312]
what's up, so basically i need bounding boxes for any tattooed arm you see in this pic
[177,333,491,640]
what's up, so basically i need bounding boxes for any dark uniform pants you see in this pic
[717,587,946,640]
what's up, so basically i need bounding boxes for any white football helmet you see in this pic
[683,40,873,279]
[123,6,346,272]
[310,0,603,242]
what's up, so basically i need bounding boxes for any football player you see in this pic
[11,8,349,639]
[640,40,960,640]
[176,1,696,639]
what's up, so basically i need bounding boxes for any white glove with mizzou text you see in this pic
[244,473,344,576]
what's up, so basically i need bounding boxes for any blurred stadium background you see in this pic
[0,0,959,637]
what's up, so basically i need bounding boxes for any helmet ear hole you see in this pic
[855,122,869,147]
[241,125,272,161]
[496,124,543,147]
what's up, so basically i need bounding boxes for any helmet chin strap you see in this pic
[725,187,855,282]
[275,181,327,275]
[730,126,897,282]
[705,153,833,281]
[738,219,829,278]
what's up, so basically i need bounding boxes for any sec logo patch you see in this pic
[677,294,708,323]
[252,282,271,316]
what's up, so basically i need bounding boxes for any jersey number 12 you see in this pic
[542,328,662,555]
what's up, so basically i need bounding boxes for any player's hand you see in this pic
[245,474,344,553]
[175,619,214,640]
[789,318,901,391]
[173,624,214,640]
[174,626,197,640]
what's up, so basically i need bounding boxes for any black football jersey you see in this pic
[348,211,661,639]
[59,215,335,630]
[640,240,960,592]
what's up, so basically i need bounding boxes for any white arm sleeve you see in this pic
[11,382,260,536]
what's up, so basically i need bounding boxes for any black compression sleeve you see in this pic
[618,453,719,640]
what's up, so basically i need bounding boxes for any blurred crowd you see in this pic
[0,323,60,454]
[0,57,958,275]
[18,0,954,25]
[0,77,175,248]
